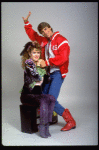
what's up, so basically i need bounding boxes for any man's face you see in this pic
[41,27,53,38]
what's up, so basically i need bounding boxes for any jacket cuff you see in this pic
[48,58,53,66]
[62,74,66,78]
[24,20,29,24]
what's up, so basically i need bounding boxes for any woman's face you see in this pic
[29,48,41,62]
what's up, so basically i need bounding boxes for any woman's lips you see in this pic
[35,56,39,59]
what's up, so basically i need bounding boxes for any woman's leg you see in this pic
[47,94,56,122]
[38,96,49,138]
[45,94,56,137]
[39,94,56,137]
[39,96,48,125]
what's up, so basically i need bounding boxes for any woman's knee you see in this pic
[48,94,56,102]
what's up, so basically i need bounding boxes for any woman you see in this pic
[20,41,56,138]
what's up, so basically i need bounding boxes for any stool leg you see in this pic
[20,105,38,133]
[31,106,38,132]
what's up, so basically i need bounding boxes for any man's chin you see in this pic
[46,36,51,39]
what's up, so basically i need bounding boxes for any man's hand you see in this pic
[37,59,46,68]
[22,11,31,22]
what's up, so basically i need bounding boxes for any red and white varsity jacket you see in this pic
[24,21,70,78]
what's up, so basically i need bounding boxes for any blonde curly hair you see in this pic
[20,41,41,69]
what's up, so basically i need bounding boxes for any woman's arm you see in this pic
[25,59,42,82]
[35,77,44,86]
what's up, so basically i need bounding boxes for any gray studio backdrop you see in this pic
[2,2,98,105]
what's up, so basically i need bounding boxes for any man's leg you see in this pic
[42,81,51,94]
[42,71,76,131]
[47,71,65,116]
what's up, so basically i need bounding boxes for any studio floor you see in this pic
[2,92,98,146]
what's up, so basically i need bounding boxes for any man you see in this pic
[22,11,76,131]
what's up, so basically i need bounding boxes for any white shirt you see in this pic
[45,41,60,73]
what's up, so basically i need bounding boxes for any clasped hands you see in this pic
[37,59,46,68]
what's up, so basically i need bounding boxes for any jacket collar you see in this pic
[51,31,60,41]
[43,31,60,47]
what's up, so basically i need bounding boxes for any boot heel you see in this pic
[72,126,76,129]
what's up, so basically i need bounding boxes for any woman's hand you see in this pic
[22,11,31,22]
[37,59,46,68]
[35,77,44,86]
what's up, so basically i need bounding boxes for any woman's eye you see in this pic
[44,28,47,31]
